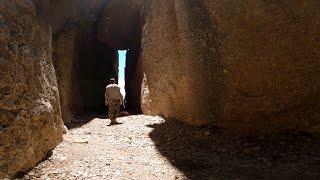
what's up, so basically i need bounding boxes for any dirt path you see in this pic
[21,115,320,180]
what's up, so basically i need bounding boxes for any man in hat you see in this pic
[105,78,123,125]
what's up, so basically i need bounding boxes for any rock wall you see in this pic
[53,26,80,124]
[125,48,143,113]
[140,0,320,133]
[0,0,63,178]
[33,0,108,34]
[97,0,142,49]
[141,0,218,126]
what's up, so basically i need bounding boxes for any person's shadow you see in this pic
[107,121,123,126]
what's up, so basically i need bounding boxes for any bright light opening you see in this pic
[118,50,127,98]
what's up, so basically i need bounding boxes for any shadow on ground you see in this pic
[148,120,320,180]
[66,113,106,129]
[66,112,131,129]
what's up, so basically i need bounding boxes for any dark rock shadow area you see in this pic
[148,120,320,180]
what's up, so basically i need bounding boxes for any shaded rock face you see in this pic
[53,27,80,124]
[33,0,108,34]
[125,48,143,113]
[141,0,219,126]
[0,0,63,177]
[140,0,320,133]
[76,27,118,114]
[97,0,142,49]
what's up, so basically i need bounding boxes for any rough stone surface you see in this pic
[0,0,63,178]
[205,0,320,133]
[140,0,320,133]
[97,0,142,49]
[33,0,108,34]
[141,0,218,126]
[125,48,143,113]
[53,26,80,124]
[141,74,152,115]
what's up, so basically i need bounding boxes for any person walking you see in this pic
[105,78,123,125]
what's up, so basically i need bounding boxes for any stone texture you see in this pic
[34,0,108,34]
[141,0,217,126]
[140,0,320,133]
[0,0,63,178]
[141,74,152,115]
[53,26,80,124]
[97,0,142,49]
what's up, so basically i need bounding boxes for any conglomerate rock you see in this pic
[0,0,63,178]
[140,0,320,133]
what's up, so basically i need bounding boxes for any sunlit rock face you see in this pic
[140,0,220,126]
[0,0,63,177]
[140,0,320,133]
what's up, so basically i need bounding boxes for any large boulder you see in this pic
[0,0,63,178]
[140,0,320,133]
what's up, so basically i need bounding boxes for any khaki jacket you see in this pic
[105,84,123,105]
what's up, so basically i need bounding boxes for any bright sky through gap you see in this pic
[118,50,126,97]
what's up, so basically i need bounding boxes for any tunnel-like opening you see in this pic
[53,0,144,123]
[54,29,143,124]
[53,23,120,123]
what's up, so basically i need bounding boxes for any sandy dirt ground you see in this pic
[20,114,320,180]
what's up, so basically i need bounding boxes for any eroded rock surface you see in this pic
[0,0,63,177]
[140,0,320,133]
[34,0,108,34]
[97,0,142,49]
[141,0,219,126]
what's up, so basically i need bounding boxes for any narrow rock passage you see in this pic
[21,115,320,180]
